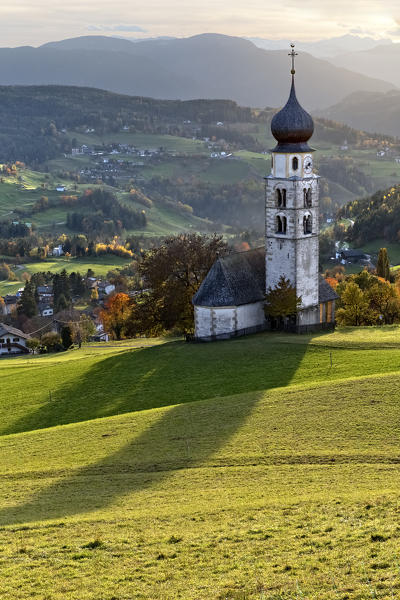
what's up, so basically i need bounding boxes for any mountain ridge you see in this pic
[331,43,400,88]
[0,34,394,110]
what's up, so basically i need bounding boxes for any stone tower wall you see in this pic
[265,162,320,310]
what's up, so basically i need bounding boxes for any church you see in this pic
[193,46,338,341]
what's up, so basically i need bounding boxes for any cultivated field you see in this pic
[2,328,400,598]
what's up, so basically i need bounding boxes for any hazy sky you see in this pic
[2,0,400,46]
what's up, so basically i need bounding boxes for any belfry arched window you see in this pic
[303,188,312,208]
[276,215,287,235]
[275,188,286,208]
[303,213,312,235]
[292,156,299,171]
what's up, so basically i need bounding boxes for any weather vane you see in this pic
[289,43,297,75]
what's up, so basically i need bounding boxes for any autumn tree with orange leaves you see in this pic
[100,293,131,340]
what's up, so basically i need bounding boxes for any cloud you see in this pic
[349,27,375,35]
[388,27,400,36]
[87,24,146,33]
[2,0,400,47]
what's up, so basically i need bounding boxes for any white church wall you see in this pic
[194,306,213,338]
[265,237,296,290]
[236,302,265,331]
[295,236,319,307]
[298,305,320,327]
[273,154,286,178]
[194,302,265,340]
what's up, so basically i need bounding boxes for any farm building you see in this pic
[0,324,30,355]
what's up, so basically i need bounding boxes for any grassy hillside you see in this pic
[0,255,133,296]
[0,164,211,242]
[2,329,400,597]
[0,88,399,248]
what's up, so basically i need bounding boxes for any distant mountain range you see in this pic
[331,44,400,89]
[0,34,394,110]
[320,89,400,137]
[248,34,393,58]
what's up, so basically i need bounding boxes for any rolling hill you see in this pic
[2,329,400,597]
[0,34,394,109]
[320,89,400,136]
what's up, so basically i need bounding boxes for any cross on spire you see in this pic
[289,43,297,75]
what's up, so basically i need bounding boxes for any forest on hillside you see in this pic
[340,185,400,245]
[0,85,389,165]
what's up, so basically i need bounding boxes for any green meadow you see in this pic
[2,328,400,598]
[0,255,133,296]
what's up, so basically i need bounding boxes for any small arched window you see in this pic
[303,188,312,208]
[275,188,286,208]
[303,214,312,235]
[276,215,287,235]
[292,156,299,171]
[271,155,274,170]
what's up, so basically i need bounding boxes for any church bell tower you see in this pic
[265,45,320,329]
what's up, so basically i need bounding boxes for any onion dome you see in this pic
[271,45,314,153]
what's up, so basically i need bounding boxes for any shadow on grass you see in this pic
[2,334,313,436]
[0,335,310,525]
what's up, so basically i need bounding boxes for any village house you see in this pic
[37,285,53,302]
[340,249,371,265]
[2,295,18,315]
[90,330,110,342]
[0,323,30,355]
[97,281,116,297]
[50,244,64,257]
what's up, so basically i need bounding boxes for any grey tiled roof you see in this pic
[193,247,265,307]
[0,323,30,338]
[319,278,339,303]
[194,248,339,308]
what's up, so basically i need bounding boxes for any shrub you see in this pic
[167,535,182,544]
[82,539,104,549]
[41,332,62,352]
[26,338,40,354]
[0,262,16,281]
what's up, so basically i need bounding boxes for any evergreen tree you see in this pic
[61,325,73,350]
[59,269,71,301]
[17,280,37,318]
[55,293,68,313]
[53,270,71,308]
[376,248,390,281]
[264,276,302,317]
[69,271,85,296]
